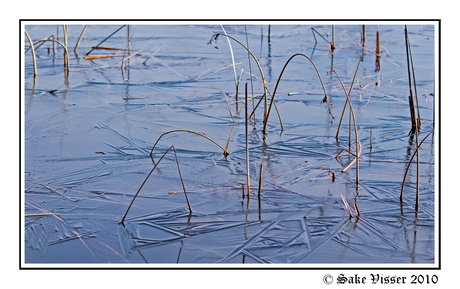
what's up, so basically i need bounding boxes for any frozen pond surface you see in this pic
[23,23,437,265]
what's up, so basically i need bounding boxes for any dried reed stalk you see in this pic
[268,25,271,42]
[404,25,418,133]
[245,83,251,197]
[362,25,366,47]
[28,38,70,77]
[376,29,380,55]
[121,145,192,225]
[84,54,126,60]
[330,25,335,51]
[24,30,37,81]
[220,25,238,96]
[74,24,87,53]
[258,162,264,197]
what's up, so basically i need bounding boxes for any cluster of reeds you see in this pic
[24,26,70,84]
[24,24,146,86]
[140,27,365,222]
[29,25,428,222]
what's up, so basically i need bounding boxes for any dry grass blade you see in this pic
[121,145,192,225]
[150,129,229,158]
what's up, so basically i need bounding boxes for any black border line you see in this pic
[20,19,441,270]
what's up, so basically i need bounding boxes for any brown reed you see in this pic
[121,145,192,225]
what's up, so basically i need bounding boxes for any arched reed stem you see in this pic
[263,53,329,134]
[31,38,70,76]
[211,33,269,128]
[150,129,229,158]
[24,30,37,82]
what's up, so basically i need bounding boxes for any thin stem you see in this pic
[74,24,87,53]
[405,25,417,132]
[30,38,70,77]
[24,30,37,82]
[400,131,433,204]
[268,25,271,42]
[220,25,238,95]
[311,27,329,45]
[245,25,255,124]
[121,145,192,224]
[245,83,251,197]
[86,24,126,56]
[258,162,264,197]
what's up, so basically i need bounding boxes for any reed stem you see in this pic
[74,24,87,53]
[220,25,238,95]
[245,83,251,197]
[86,25,126,56]
[24,30,37,82]
[400,131,433,204]
[362,25,366,47]
[268,25,271,42]
[404,25,418,133]
[28,38,70,77]
[258,162,263,197]
[121,145,192,224]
